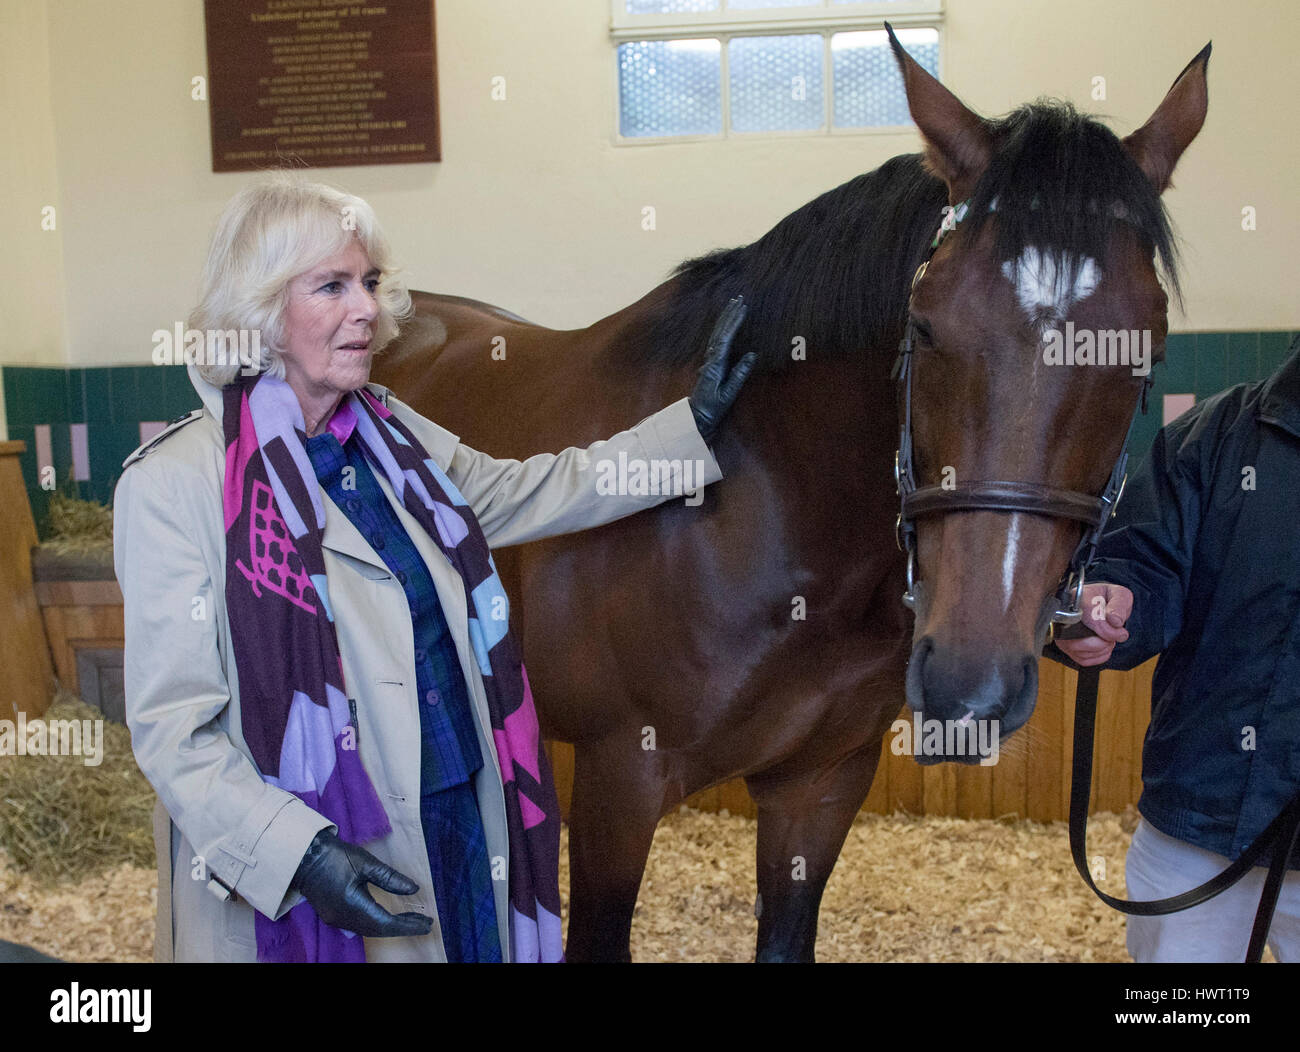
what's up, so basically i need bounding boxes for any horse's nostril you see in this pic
[908,636,1041,735]
[996,655,1041,736]
[905,635,934,713]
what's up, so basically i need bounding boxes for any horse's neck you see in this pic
[391,281,898,487]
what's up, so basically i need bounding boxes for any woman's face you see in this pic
[279,238,380,414]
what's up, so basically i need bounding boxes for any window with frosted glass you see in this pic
[729,0,919,7]
[624,0,922,9]
[833,28,937,128]
[618,39,723,138]
[615,3,940,138]
[729,35,824,132]
[626,0,925,9]
[624,0,719,13]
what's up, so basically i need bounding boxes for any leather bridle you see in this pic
[891,201,1153,634]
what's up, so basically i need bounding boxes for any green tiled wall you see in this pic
[1128,330,1297,465]
[2,331,1296,541]
[3,364,200,538]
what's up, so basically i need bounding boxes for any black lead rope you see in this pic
[1069,664,1300,962]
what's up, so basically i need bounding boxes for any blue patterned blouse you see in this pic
[303,428,484,793]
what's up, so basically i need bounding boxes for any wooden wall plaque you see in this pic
[204,0,440,171]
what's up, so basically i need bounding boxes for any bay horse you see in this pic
[370,31,1210,961]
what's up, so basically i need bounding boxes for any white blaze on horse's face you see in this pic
[1000,248,1100,328]
[1000,513,1023,613]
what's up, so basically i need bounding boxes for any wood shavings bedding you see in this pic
[2,806,1154,962]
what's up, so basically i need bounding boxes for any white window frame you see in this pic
[610,0,944,144]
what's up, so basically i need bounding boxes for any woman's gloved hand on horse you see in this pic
[689,295,756,444]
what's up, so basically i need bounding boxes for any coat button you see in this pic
[425,688,441,706]
[371,533,385,550]
[347,499,360,513]
[415,648,426,663]
[396,570,407,585]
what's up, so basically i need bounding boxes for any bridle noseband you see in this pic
[891,201,1153,636]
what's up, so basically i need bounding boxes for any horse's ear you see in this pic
[886,22,991,204]
[1122,42,1211,192]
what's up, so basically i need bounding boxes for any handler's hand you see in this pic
[290,829,434,938]
[688,296,756,444]
[1055,583,1133,667]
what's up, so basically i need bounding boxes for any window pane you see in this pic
[726,0,819,8]
[624,0,719,13]
[729,35,824,132]
[832,28,938,128]
[619,39,723,138]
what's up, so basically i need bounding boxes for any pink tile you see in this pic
[1162,393,1196,425]
[70,422,89,481]
[34,424,53,479]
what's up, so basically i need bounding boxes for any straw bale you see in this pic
[0,689,154,884]
[39,488,113,554]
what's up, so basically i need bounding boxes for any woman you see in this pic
[114,173,753,963]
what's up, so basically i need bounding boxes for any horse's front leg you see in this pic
[745,740,886,962]
[564,733,668,962]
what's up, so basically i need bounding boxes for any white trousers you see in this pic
[1124,818,1300,962]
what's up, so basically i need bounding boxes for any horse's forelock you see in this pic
[964,101,1181,307]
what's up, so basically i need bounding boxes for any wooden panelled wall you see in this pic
[1,441,56,720]
[547,657,1156,823]
[34,580,124,706]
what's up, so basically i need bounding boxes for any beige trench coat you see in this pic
[113,363,721,962]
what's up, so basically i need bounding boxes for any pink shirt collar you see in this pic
[325,398,358,444]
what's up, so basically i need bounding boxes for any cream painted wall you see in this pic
[12,0,1300,369]
[0,0,66,388]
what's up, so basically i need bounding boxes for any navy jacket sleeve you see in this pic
[1046,398,1220,671]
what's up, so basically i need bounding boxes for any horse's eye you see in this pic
[910,317,935,346]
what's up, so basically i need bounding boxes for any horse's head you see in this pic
[886,26,1209,757]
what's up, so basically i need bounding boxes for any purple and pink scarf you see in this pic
[221,371,563,962]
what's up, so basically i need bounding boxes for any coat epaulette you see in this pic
[121,410,205,470]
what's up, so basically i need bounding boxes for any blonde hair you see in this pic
[189,171,413,386]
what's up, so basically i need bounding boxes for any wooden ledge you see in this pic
[34,579,123,606]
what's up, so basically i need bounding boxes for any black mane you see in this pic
[634,101,1179,373]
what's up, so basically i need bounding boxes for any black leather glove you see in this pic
[290,828,434,938]
[688,296,756,444]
